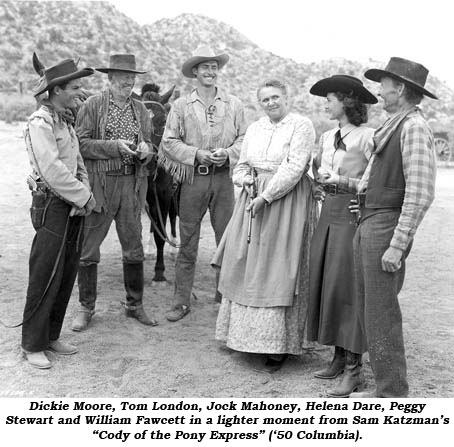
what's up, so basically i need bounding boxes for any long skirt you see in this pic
[212,173,317,355]
[306,192,367,354]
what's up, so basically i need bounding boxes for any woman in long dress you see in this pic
[212,79,317,372]
[306,75,377,396]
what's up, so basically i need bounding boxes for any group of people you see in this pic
[20,45,437,399]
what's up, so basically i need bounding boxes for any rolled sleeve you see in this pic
[390,118,436,250]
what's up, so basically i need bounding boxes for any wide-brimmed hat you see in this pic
[181,45,229,78]
[33,55,94,97]
[364,57,437,99]
[310,75,378,104]
[96,54,146,74]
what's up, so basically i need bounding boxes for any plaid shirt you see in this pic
[355,108,436,251]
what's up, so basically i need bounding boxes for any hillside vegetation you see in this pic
[1,1,453,137]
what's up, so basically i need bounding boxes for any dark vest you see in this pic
[365,118,407,209]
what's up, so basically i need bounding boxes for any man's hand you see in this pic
[246,196,266,217]
[135,141,154,161]
[195,149,213,166]
[118,139,136,157]
[317,167,340,184]
[69,194,96,217]
[381,246,404,272]
[210,148,228,166]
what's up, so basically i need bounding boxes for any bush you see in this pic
[0,93,36,123]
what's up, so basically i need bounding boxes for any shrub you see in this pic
[0,93,36,123]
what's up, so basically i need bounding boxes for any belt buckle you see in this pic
[124,165,134,175]
[325,184,338,195]
[197,165,210,175]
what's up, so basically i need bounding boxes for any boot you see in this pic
[314,346,346,379]
[123,262,158,326]
[327,351,363,398]
[72,264,97,332]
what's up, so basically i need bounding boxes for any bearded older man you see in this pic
[72,54,157,331]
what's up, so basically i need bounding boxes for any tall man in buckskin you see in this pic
[349,58,437,397]
[72,54,157,331]
[160,46,247,321]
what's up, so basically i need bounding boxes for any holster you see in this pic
[30,190,49,230]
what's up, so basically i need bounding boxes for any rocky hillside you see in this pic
[1,0,453,134]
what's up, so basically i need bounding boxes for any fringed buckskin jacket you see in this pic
[159,88,247,184]
[75,89,153,213]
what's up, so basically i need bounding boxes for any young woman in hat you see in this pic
[306,75,377,396]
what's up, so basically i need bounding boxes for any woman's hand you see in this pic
[317,167,340,185]
[312,183,326,201]
[246,196,266,217]
[243,175,254,196]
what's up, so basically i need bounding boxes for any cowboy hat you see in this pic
[33,54,94,97]
[310,74,378,104]
[181,45,229,78]
[96,54,146,74]
[364,57,437,99]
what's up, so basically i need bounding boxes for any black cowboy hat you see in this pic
[33,53,94,97]
[310,74,378,104]
[364,57,438,100]
[96,54,146,74]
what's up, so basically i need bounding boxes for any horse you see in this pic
[140,83,179,282]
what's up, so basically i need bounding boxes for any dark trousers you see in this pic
[353,211,411,397]
[174,169,234,307]
[22,197,83,352]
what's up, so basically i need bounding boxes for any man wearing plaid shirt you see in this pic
[347,58,437,397]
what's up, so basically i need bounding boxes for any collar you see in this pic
[339,122,356,138]
[109,89,132,108]
[261,112,293,129]
[40,99,65,125]
[187,87,228,105]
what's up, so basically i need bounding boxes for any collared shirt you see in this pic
[105,93,139,165]
[24,102,91,208]
[160,87,247,183]
[316,124,374,185]
[233,113,315,203]
[358,109,436,251]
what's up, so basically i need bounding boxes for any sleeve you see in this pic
[75,98,121,160]
[27,117,91,208]
[160,100,199,166]
[225,99,248,168]
[261,117,316,204]
[389,119,436,251]
[76,150,90,190]
[232,125,252,188]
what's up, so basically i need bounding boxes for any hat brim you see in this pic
[364,69,438,100]
[310,77,378,104]
[96,68,147,74]
[34,67,94,97]
[181,54,229,78]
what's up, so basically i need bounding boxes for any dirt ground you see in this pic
[0,120,453,398]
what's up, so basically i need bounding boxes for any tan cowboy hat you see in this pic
[32,54,94,97]
[364,57,438,100]
[310,74,378,104]
[181,45,229,78]
[96,54,147,74]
